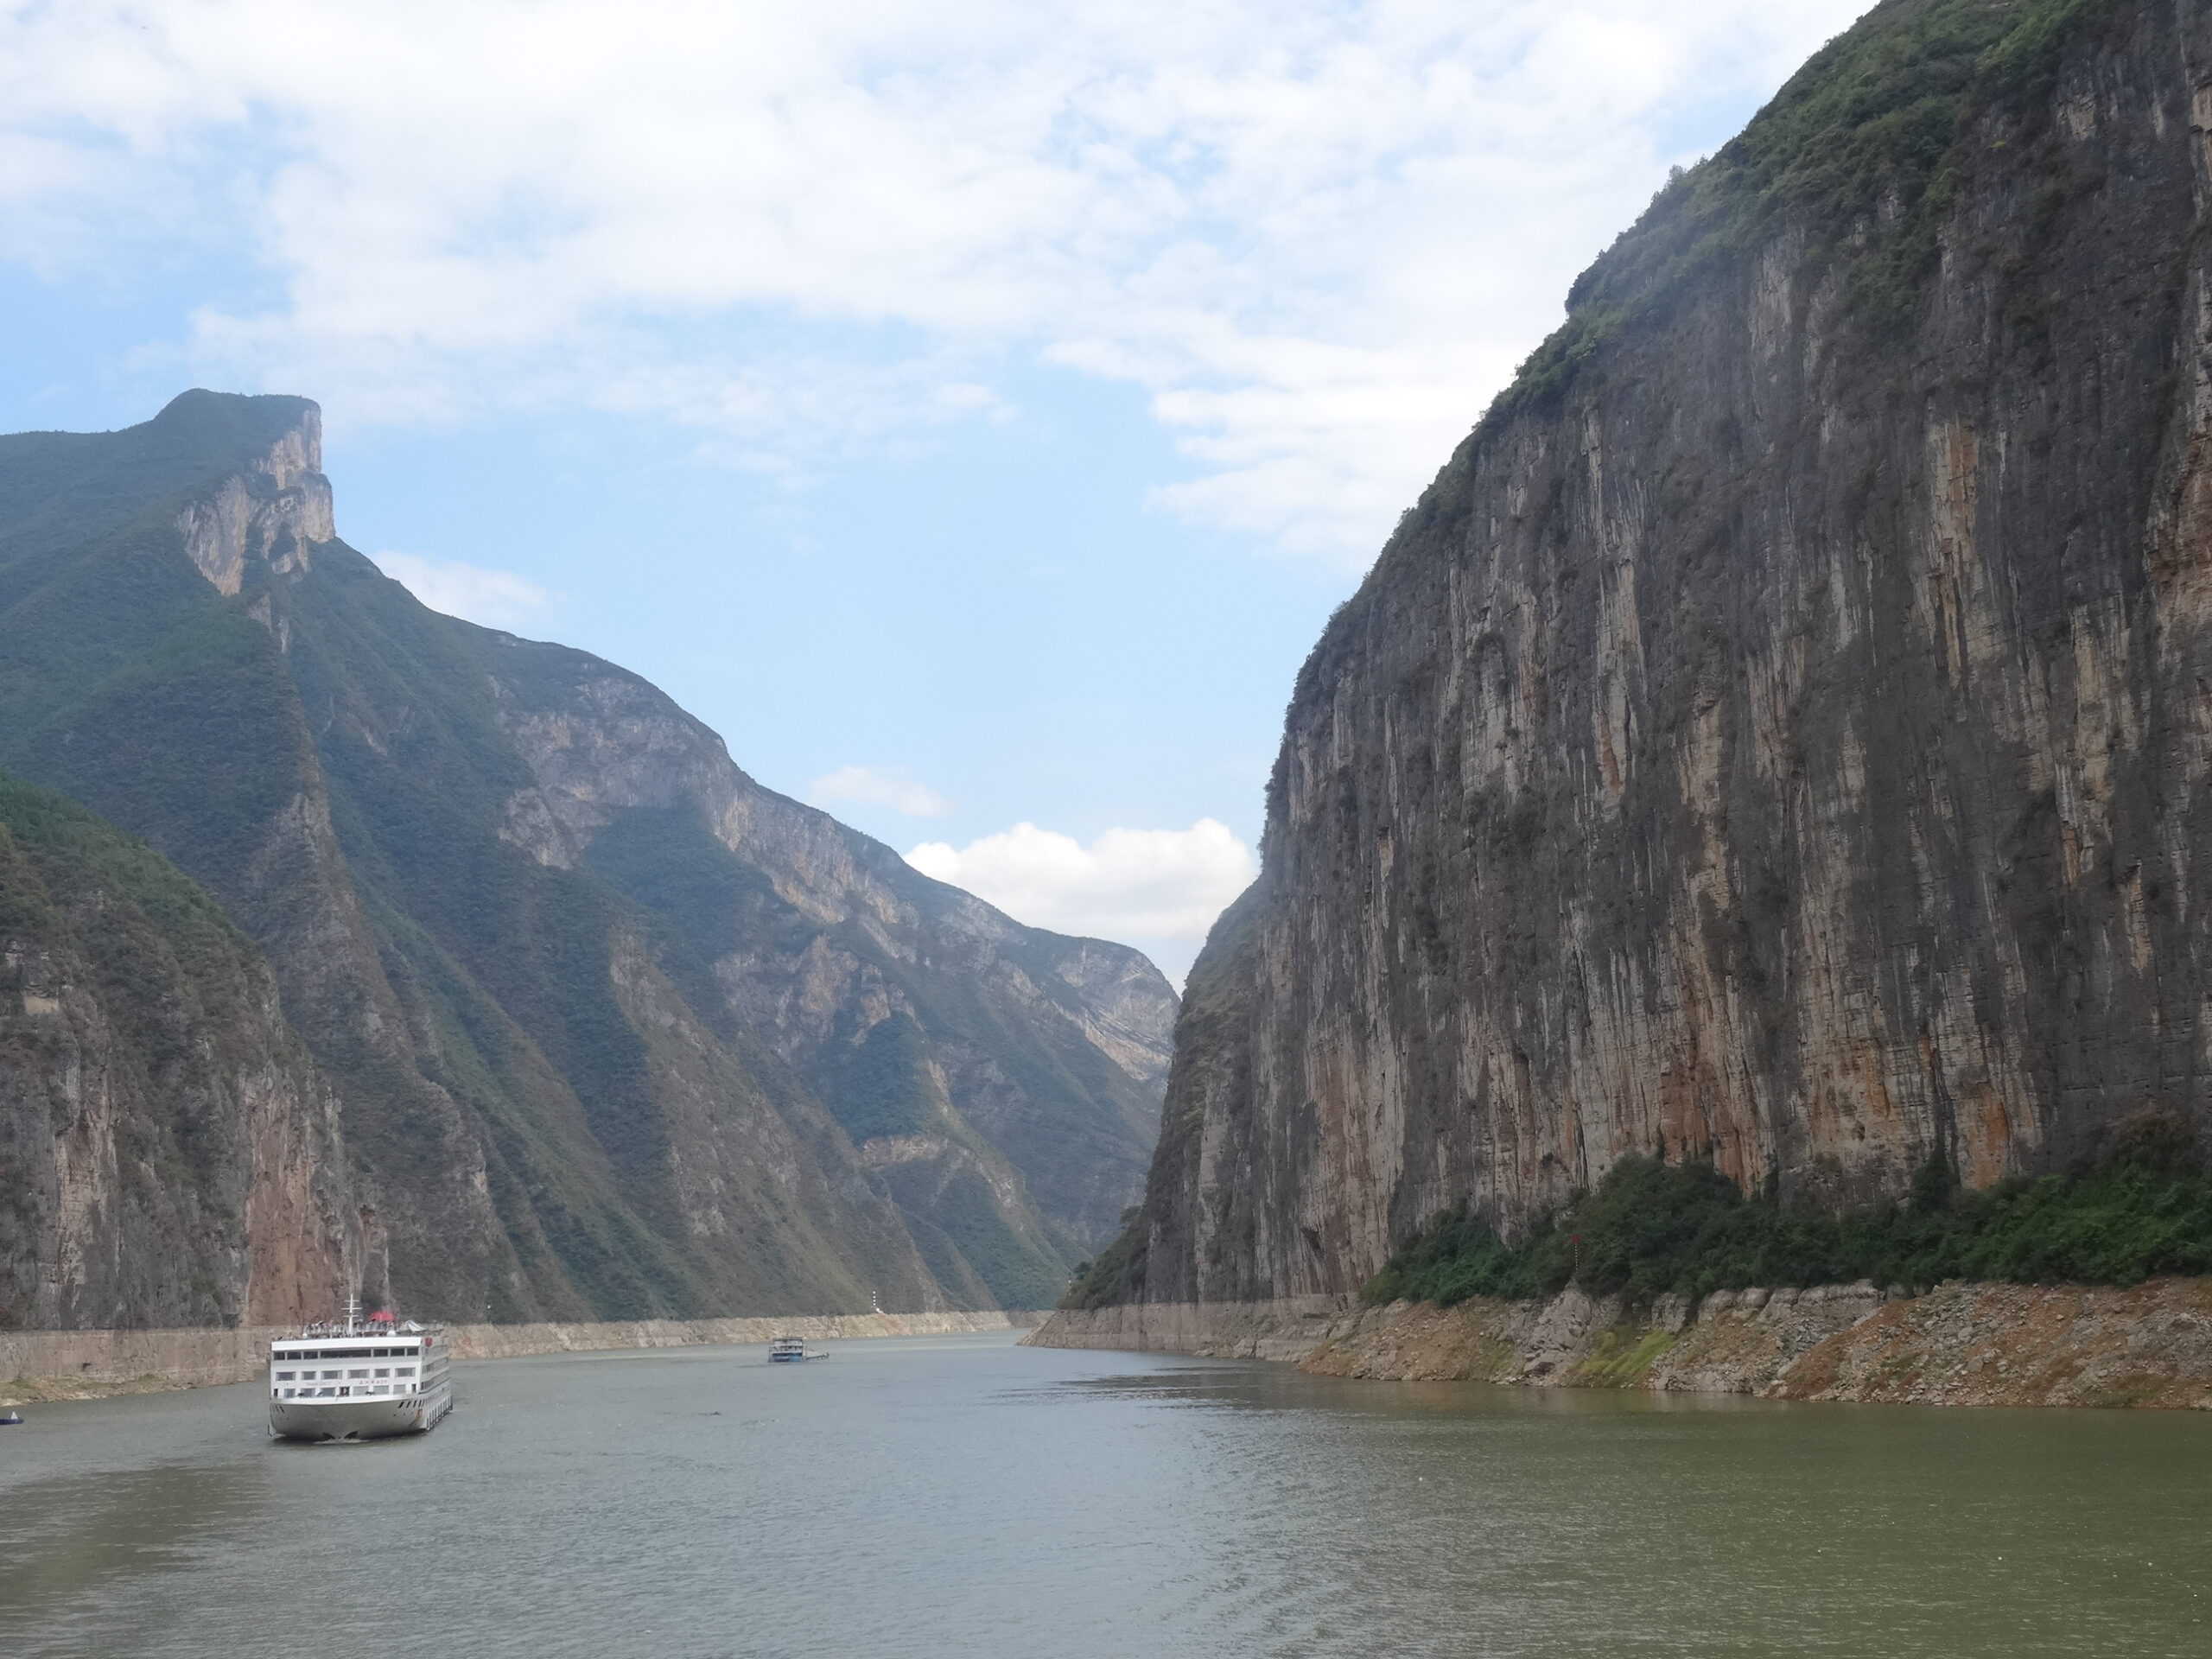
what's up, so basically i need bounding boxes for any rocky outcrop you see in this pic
[0,389,1174,1322]
[1027,1277,2212,1408]
[477,632,1176,1285]
[1024,1295,1350,1363]
[174,402,331,595]
[0,775,364,1330]
[1113,0,2212,1312]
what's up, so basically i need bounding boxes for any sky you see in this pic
[0,0,1871,984]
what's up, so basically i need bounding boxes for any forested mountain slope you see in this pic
[0,391,1174,1320]
[0,773,362,1330]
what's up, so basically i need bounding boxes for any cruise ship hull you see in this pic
[269,1394,450,1442]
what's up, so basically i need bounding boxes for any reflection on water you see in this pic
[1,1332,2206,1658]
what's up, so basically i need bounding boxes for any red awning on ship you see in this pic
[368,1311,396,1322]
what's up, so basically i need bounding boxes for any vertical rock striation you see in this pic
[0,776,363,1329]
[1119,0,2212,1308]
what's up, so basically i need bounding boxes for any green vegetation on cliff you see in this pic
[1363,1122,2212,1309]
[0,771,270,1027]
[1300,0,2124,721]
[0,390,1170,1324]
[1501,0,2114,423]
[1185,0,2209,1320]
[1058,1207,1143,1313]
[0,771,348,1327]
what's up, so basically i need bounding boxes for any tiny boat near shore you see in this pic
[0,1409,22,1426]
[768,1336,822,1362]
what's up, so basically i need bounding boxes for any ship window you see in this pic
[275,1371,296,1381]
[347,1369,368,1378]
[373,1367,390,1377]
[315,1386,334,1397]
[321,1370,340,1380]
[397,1366,416,1376]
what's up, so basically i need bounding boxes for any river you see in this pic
[1,1332,2204,1656]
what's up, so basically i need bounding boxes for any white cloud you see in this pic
[0,1,1872,562]
[807,765,953,819]
[372,551,561,632]
[906,819,1256,945]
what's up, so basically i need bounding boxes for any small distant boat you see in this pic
[768,1336,820,1363]
[0,1409,22,1426]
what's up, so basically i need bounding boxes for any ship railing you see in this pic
[290,1319,446,1338]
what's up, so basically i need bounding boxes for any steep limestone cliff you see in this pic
[0,391,1174,1319]
[1118,0,2212,1308]
[0,774,364,1329]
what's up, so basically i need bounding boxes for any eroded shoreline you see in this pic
[1,1311,1038,1407]
[1026,1280,2212,1408]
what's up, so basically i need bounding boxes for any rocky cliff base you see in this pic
[0,1311,1039,1407]
[1027,1279,2212,1408]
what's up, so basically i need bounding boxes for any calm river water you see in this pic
[1,1332,2205,1657]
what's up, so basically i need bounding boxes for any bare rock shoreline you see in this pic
[0,1311,1039,1408]
[1026,1281,2212,1409]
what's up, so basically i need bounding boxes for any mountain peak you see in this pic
[162,391,333,595]
[151,389,323,474]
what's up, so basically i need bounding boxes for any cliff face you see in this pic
[0,776,363,1329]
[477,635,1174,1263]
[1124,0,2212,1306]
[0,391,1173,1320]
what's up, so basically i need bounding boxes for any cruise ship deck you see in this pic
[269,1306,452,1441]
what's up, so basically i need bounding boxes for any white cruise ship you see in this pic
[268,1300,453,1442]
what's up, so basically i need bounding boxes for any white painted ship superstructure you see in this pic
[268,1300,452,1442]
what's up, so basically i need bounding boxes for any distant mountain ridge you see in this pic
[0,391,1174,1324]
